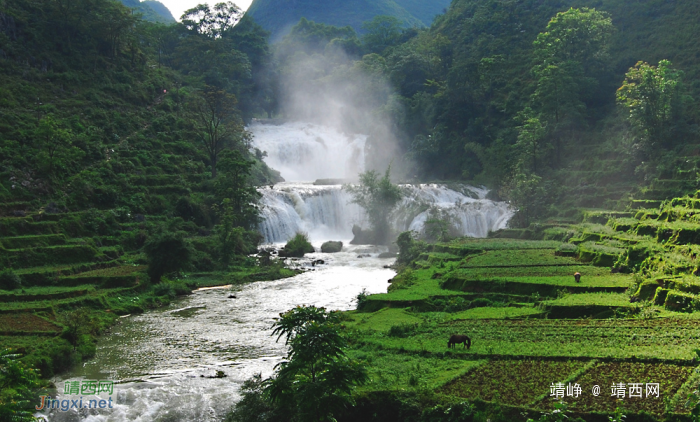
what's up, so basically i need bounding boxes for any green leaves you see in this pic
[143,229,193,282]
[181,2,243,38]
[617,60,686,153]
[344,167,403,245]
[0,349,41,422]
[265,305,368,422]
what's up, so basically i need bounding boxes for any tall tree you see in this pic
[191,87,245,178]
[214,149,260,229]
[345,167,403,245]
[361,15,402,53]
[617,60,686,153]
[531,7,614,124]
[181,1,243,38]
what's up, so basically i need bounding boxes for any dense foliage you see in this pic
[0,350,41,422]
[228,306,368,422]
[0,0,281,269]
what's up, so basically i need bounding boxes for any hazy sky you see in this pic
[159,0,253,21]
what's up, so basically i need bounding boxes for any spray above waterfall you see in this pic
[250,121,366,181]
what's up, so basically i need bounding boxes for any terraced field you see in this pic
[350,227,700,420]
[0,205,295,377]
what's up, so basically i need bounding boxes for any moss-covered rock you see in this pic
[635,280,662,300]
[321,241,343,253]
[664,290,700,312]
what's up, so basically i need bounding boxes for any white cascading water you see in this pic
[257,184,365,243]
[250,121,513,243]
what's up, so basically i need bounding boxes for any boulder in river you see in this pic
[350,225,375,245]
[321,241,343,253]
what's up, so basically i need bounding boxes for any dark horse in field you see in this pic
[448,334,471,349]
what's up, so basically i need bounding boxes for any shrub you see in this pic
[387,323,417,338]
[0,269,22,290]
[470,298,494,308]
[356,288,370,310]
[144,230,193,282]
[281,232,314,257]
[396,231,426,265]
[152,280,192,298]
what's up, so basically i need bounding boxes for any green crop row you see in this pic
[351,317,700,361]
[461,249,580,268]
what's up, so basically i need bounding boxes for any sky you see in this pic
[159,0,253,21]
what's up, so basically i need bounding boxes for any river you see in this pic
[44,245,394,421]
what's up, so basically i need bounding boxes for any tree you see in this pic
[0,350,41,422]
[213,199,260,266]
[344,167,403,245]
[533,8,614,75]
[530,7,614,149]
[214,149,260,228]
[501,170,549,228]
[617,60,686,153]
[35,115,84,178]
[58,307,99,353]
[182,2,243,38]
[361,15,402,53]
[144,230,193,282]
[514,108,550,174]
[263,306,368,422]
[191,87,246,178]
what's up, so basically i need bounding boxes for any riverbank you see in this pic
[36,245,393,421]
[1,259,299,385]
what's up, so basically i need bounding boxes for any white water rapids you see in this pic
[42,121,512,421]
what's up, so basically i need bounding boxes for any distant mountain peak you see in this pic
[246,0,451,41]
[118,0,176,24]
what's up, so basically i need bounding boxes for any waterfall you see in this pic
[250,121,514,243]
[257,183,513,243]
[258,183,366,243]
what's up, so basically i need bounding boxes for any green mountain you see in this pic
[142,1,176,22]
[118,0,176,23]
[246,0,451,41]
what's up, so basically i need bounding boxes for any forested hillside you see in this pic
[263,0,700,226]
[246,0,451,41]
[0,0,293,394]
